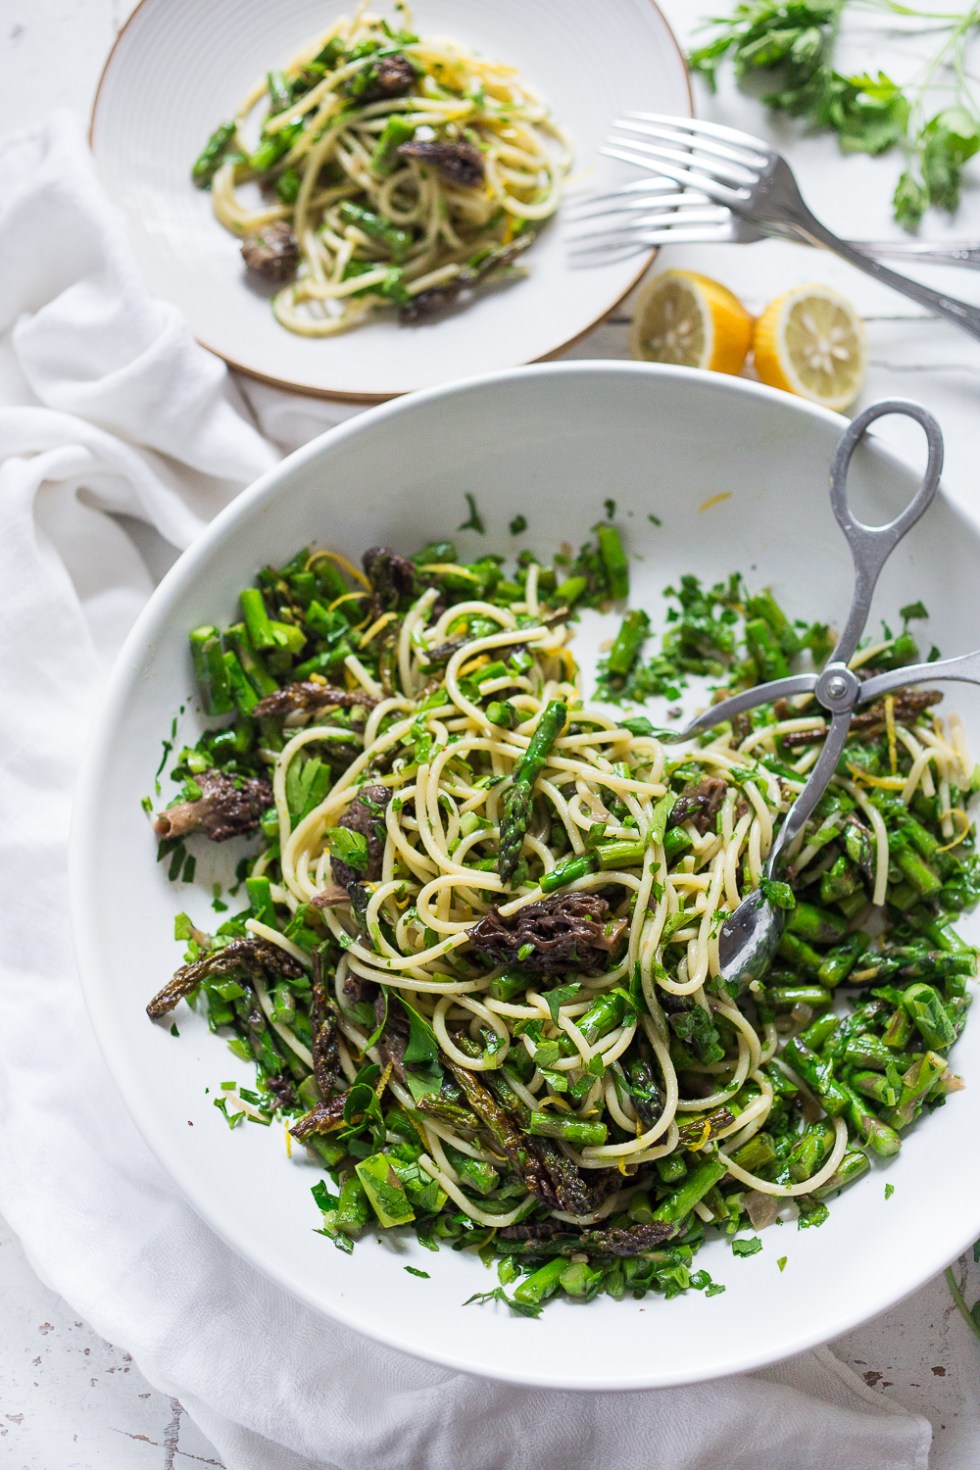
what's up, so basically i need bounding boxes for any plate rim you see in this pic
[88,0,693,401]
[69,360,980,1389]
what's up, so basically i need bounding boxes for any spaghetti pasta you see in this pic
[147,530,979,1310]
[192,3,570,336]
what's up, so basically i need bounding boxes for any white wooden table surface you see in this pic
[2,0,979,1466]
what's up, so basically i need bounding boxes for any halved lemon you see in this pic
[630,270,753,375]
[752,284,867,411]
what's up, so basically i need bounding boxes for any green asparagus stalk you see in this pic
[840,1081,902,1157]
[513,1256,566,1305]
[817,931,870,988]
[768,984,834,1009]
[885,1050,949,1129]
[596,524,629,600]
[778,932,825,977]
[240,586,276,650]
[780,1037,848,1115]
[607,610,650,678]
[901,983,957,1050]
[787,901,848,945]
[189,625,233,715]
[850,1070,900,1108]
[799,1012,842,1050]
[266,70,293,114]
[655,1152,687,1184]
[338,201,414,260]
[892,835,943,899]
[881,1006,913,1049]
[651,1156,727,1223]
[811,1150,870,1198]
[841,1034,916,1071]
[224,625,278,697]
[486,700,518,729]
[540,838,645,894]
[787,1122,835,1181]
[528,1112,607,1148]
[730,1132,775,1172]
[248,123,302,173]
[191,122,237,187]
[498,700,566,882]
[745,617,789,681]
[488,969,530,1001]
[820,854,862,905]
[371,115,417,176]
[553,575,587,606]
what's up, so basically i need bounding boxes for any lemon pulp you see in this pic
[630,270,753,376]
[753,285,866,411]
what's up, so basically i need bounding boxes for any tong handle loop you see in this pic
[829,400,944,667]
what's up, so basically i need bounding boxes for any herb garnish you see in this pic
[688,0,980,228]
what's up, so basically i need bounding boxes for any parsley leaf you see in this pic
[688,0,980,229]
[541,982,581,1022]
[458,492,486,535]
[324,827,369,871]
[731,1236,763,1258]
[464,1287,542,1319]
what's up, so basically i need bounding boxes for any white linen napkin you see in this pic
[0,112,932,1470]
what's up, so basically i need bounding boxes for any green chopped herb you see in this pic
[688,0,980,229]
[731,1236,763,1258]
[324,827,369,871]
[458,493,486,535]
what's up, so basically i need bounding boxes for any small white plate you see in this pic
[90,0,691,399]
[72,364,980,1389]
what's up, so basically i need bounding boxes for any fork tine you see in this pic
[564,191,712,224]
[568,223,735,261]
[600,145,746,207]
[613,117,768,171]
[563,177,691,216]
[622,112,774,160]
[606,134,756,188]
[569,242,650,267]
[566,205,731,243]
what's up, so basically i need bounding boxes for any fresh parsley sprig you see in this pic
[688,0,980,228]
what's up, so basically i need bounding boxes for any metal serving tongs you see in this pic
[670,399,980,989]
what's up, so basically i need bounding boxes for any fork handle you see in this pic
[800,218,980,340]
[854,240,980,270]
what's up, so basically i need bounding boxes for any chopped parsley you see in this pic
[458,492,486,535]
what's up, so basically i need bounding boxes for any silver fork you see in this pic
[568,113,980,339]
[567,178,980,271]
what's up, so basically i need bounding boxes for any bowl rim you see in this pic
[88,0,693,402]
[70,361,980,1388]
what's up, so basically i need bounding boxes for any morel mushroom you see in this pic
[240,220,299,282]
[153,768,272,842]
[466,892,626,974]
[396,138,484,188]
[667,775,729,836]
[362,546,417,611]
[351,52,417,102]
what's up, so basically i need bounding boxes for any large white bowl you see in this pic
[71,364,980,1389]
[90,0,690,399]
